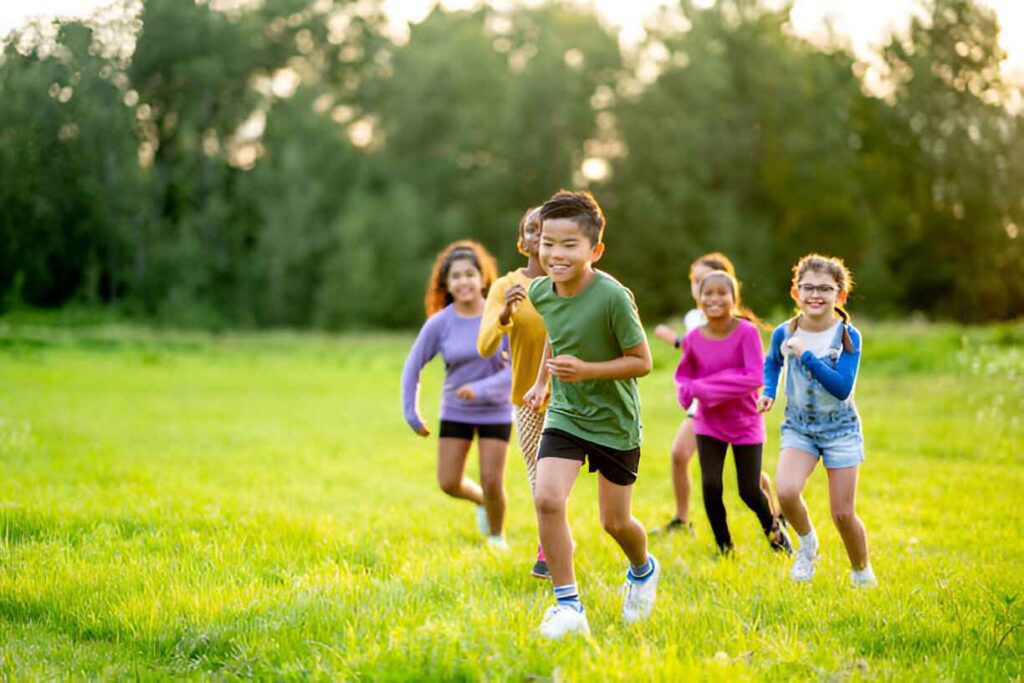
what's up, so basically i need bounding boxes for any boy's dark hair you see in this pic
[539,190,605,245]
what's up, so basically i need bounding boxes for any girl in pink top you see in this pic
[674,270,793,555]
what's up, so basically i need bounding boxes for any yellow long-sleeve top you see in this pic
[478,268,549,408]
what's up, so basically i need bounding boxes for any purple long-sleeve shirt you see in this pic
[401,304,513,433]
[674,318,765,445]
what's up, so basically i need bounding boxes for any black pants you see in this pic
[696,434,774,552]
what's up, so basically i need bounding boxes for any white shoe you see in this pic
[622,557,660,624]
[538,604,590,639]
[486,535,509,551]
[850,565,877,588]
[790,546,817,582]
[475,505,490,537]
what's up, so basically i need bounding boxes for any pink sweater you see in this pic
[674,318,765,445]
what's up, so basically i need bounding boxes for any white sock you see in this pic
[799,527,818,555]
[852,564,875,579]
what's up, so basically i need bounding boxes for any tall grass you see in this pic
[0,320,1021,679]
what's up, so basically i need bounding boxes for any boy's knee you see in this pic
[535,492,566,517]
[600,513,629,537]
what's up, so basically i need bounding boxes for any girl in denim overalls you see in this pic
[759,254,876,587]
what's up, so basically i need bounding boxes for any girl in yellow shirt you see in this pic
[478,206,550,579]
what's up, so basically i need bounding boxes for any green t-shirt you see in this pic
[528,270,647,450]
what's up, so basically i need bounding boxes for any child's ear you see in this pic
[590,241,606,263]
[837,290,849,305]
[790,286,799,301]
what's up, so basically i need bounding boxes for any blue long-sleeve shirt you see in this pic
[401,305,513,433]
[763,322,862,401]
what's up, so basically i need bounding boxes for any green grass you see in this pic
[0,319,1021,680]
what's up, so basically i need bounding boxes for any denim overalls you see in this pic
[780,321,864,467]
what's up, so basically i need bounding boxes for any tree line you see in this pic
[1,0,1021,327]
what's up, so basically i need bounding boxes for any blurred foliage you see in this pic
[0,0,1021,327]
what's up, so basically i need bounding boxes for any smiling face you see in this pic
[445,258,484,306]
[699,274,736,321]
[792,269,847,319]
[539,217,604,291]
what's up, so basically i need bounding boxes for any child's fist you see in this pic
[757,396,774,413]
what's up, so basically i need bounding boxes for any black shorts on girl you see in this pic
[438,420,512,442]
[537,428,640,486]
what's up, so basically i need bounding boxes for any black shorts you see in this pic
[438,420,512,442]
[537,428,640,486]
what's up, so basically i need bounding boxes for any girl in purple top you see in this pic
[402,240,514,548]
[674,270,793,555]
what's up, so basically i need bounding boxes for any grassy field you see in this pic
[0,318,1021,680]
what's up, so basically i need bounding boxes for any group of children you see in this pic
[401,190,875,640]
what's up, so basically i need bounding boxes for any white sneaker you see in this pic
[486,535,509,551]
[475,505,490,537]
[790,546,817,582]
[850,565,877,588]
[538,604,590,639]
[622,557,660,624]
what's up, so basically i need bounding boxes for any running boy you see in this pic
[523,190,659,639]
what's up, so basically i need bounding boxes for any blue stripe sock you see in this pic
[627,555,655,583]
[553,583,583,612]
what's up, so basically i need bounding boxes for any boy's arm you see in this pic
[800,327,861,400]
[477,278,510,358]
[547,339,652,382]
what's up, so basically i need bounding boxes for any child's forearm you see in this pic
[585,354,651,380]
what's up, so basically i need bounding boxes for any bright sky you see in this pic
[2,0,1022,82]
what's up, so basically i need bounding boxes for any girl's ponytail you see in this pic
[835,305,857,353]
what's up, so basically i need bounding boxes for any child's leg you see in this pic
[515,406,545,495]
[825,465,869,570]
[437,437,484,505]
[732,443,774,534]
[478,437,509,537]
[597,474,647,567]
[534,456,582,586]
[774,448,819,536]
[759,471,780,518]
[669,418,697,522]
[695,434,732,551]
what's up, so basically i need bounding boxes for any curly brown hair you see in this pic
[423,240,499,318]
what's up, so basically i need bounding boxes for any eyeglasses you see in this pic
[797,283,839,295]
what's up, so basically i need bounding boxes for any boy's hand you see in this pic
[455,384,477,401]
[547,355,590,382]
[785,337,808,357]
[523,381,547,411]
[757,396,774,413]
[654,324,678,346]
[413,424,430,437]
[499,284,527,325]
